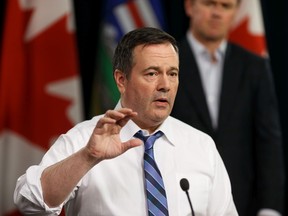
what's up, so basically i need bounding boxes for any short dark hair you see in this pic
[112,27,178,78]
[190,0,241,5]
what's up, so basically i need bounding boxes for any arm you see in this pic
[254,60,285,214]
[207,138,238,216]
[40,108,142,207]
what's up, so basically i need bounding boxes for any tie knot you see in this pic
[134,130,163,151]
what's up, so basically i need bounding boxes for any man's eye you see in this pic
[203,1,214,6]
[222,3,233,9]
[170,72,178,77]
[147,72,157,76]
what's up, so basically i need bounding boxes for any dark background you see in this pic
[1,0,288,214]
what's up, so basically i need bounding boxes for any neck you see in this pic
[191,31,225,54]
[132,119,162,134]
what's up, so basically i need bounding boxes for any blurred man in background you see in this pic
[171,0,285,215]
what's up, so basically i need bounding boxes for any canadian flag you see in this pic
[229,0,267,56]
[0,0,82,215]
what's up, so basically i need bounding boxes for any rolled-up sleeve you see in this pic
[14,165,63,215]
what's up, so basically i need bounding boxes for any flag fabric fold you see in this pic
[91,0,166,115]
[229,0,267,56]
[0,0,82,215]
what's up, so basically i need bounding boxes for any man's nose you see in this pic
[211,4,225,16]
[157,74,170,92]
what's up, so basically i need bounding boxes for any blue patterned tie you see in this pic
[135,130,169,216]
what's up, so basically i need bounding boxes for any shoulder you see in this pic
[178,37,189,48]
[177,37,193,57]
[166,116,220,165]
[166,116,215,145]
[68,115,103,133]
[40,114,104,165]
[227,42,268,64]
[55,114,104,148]
[226,42,272,80]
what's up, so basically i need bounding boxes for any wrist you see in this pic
[81,146,102,167]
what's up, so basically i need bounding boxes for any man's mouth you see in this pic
[154,98,169,105]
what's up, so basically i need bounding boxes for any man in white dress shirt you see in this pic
[14,27,238,215]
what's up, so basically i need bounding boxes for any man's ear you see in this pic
[184,0,193,17]
[114,69,126,94]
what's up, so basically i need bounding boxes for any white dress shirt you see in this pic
[14,102,238,216]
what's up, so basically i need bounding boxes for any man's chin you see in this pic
[152,111,170,122]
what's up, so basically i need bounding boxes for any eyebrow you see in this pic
[143,66,179,72]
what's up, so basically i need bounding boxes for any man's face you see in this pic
[185,0,239,42]
[116,43,179,132]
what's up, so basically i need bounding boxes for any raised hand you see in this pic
[85,108,142,162]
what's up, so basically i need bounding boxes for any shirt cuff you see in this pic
[257,209,281,216]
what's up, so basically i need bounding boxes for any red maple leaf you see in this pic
[229,17,267,56]
[0,0,79,150]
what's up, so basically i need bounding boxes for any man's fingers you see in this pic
[100,109,137,127]
[96,116,116,128]
[105,109,137,119]
[122,138,143,152]
[116,115,133,127]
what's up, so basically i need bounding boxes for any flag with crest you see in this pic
[91,0,166,115]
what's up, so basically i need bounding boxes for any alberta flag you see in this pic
[229,0,267,56]
[0,0,82,215]
[91,0,166,115]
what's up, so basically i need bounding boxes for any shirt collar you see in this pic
[186,31,227,60]
[115,100,176,147]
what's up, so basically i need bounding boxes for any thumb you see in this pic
[122,138,143,152]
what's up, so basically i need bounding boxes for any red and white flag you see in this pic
[229,0,267,56]
[0,0,82,215]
